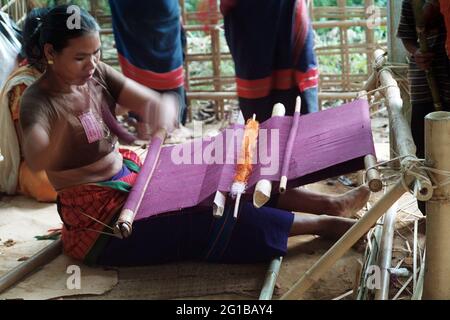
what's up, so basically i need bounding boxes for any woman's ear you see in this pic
[43,43,55,64]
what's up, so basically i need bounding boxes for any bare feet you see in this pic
[319,216,357,240]
[332,185,371,218]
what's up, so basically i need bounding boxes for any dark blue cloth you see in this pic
[108,0,182,73]
[223,0,318,121]
[109,164,131,181]
[96,200,293,266]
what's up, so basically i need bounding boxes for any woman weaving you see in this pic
[20,5,370,266]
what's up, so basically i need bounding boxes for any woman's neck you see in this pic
[42,70,82,94]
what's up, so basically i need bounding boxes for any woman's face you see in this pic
[48,32,101,86]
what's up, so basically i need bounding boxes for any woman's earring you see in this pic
[47,60,54,65]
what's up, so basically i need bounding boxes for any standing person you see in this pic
[0,8,56,202]
[108,0,187,139]
[20,5,371,266]
[221,0,319,122]
[398,0,450,214]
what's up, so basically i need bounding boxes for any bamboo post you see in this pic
[259,257,283,300]
[281,179,410,299]
[387,0,408,64]
[0,238,62,294]
[365,0,375,76]
[374,202,398,300]
[210,2,223,120]
[423,112,450,299]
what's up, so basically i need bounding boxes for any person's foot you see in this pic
[320,216,357,240]
[332,185,371,218]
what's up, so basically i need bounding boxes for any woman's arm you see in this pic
[116,78,179,134]
[21,123,52,171]
[99,62,179,135]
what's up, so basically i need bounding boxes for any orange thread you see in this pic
[233,118,259,185]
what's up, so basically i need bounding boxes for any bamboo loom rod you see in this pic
[423,112,450,299]
[115,128,166,238]
[375,49,433,201]
[281,179,410,300]
[279,97,301,193]
[259,257,283,300]
[374,201,398,300]
[358,90,382,192]
[0,238,62,294]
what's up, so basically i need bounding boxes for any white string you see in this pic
[68,204,119,237]
[365,154,450,196]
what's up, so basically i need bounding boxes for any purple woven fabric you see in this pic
[134,99,375,219]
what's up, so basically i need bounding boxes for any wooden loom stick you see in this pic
[253,103,286,208]
[0,238,62,294]
[279,96,301,193]
[114,128,166,238]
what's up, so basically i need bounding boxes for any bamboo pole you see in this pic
[358,90,382,192]
[259,257,283,300]
[0,239,62,294]
[279,97,301,193]
[357,218,383,300]
[423,112,450,299]
[375,49,433,201]
[365,0,375,77]
[115,129,166,238]
[387,0,408,63]
[412,249,426,300]
[365,155,383,192]
[281,179,410,299]
[374,202,398,300]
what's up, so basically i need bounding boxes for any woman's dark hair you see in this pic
[23,4,100,68]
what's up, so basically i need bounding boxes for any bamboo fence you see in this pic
[2,0,388,117]
[0,0,28,25]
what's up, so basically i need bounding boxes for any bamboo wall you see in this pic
[0,0,28,25]
[178,0,387,113]
[2,0,388,116]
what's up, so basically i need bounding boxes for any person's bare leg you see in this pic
[277,185,370,218]
[289,213,356,240]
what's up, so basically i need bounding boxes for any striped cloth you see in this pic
[397,0,450,158]
[222,0,319,122]
[57,149,141,262]
[108,0,186,123]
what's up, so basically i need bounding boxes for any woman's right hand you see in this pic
[148,92,180,135]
